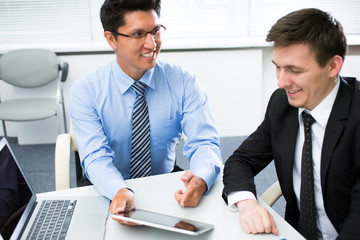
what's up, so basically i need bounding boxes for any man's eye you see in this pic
[152,27,160,34]
[132,32,145,38]
[289,69,301,74]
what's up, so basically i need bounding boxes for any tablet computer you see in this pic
[111,209,214,236]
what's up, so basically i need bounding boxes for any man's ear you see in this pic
[328,55,343,78]
[104,31,117,50]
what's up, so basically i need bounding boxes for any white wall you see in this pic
[1,46,359,144]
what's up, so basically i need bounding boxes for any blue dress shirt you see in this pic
[69,59,222,200]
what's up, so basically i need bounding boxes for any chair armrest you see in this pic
[55,133,71,190]
[260,181,282,207]
[59,62,69,82]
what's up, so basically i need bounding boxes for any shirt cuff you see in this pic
[192,165,220,195]
[227,191,256,211]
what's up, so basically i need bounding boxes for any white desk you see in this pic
[39,171,305,240]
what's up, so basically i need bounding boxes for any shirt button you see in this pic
[315,187,320,192]
[320,212,325,217]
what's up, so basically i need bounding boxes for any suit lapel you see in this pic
[321,78,351,189]
[282,107,299,200]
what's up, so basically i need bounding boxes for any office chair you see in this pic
[0,48,68,138]
[55,120,91,190]
[260,181,282,207]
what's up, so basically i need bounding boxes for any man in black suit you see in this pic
[222,8,359,240]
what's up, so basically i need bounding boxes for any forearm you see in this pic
[86,159,130,200]
[188,145,221,193]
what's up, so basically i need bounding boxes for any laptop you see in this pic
[0,137,110,240]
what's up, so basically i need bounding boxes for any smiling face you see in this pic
[104,10,162,80]
[273,44,343,110]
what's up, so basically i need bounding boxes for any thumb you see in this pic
[181,171,194,185]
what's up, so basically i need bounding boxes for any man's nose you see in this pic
[277,69,291,88]
[143,33,157,49]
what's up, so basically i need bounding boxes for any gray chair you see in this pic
[260,181,282,206]
[0,48,68,138]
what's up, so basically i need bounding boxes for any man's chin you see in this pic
[287,99,304,109]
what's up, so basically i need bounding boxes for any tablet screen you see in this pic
[111,209,214,235]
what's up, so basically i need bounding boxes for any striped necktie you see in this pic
[130,81,151,178]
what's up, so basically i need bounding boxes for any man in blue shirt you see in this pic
[69,0,221,223]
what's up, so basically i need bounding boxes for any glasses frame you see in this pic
[111,25,166,40]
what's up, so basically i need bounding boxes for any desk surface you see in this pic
[39,171,304,240]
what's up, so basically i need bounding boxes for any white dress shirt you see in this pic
[228,78,340,240]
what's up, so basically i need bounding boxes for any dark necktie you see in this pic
[299,111,318,240]
[130,81,151,178]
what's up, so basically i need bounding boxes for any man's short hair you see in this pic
[266,8,348,67]
[100,0,161,33]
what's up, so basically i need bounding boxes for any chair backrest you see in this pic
[69,120,78,152]
[260,181,282,207]
[0,49,59,88]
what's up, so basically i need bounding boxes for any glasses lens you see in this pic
[130,26,165,40]
[131,31,146,39]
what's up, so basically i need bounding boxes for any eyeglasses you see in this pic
[112,25,166,41]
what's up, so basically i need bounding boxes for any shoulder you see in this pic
[268,88,289,109]
[341,76,360,91]
[155,61,195,82]
[266,88,296,119]
[71,61,113,91]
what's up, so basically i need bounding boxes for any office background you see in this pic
[1,0,360,143]
[1,0,359,221]
[1,47,359,144]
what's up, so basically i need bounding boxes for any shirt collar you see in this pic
[298,76,340,128]
[111,59,156,94]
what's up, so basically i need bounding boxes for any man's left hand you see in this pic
[174,171,207,207]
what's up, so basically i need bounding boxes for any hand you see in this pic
[174,171,207,207]
[236,199,278,235]
[110,188,138,226]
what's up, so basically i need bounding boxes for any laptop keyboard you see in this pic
[26,199,77,240]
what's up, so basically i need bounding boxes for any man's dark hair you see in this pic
[266,8,348,67]
[100,0,161,33]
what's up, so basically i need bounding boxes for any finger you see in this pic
[260,210,272,233]
[181,179,205,207]
[111,217,140,226]
[110,198,126,214]
[174,190,184,206]
[110,189,135,214]
[239,218,251,234]
[109,200,118,213]
[181,171,194,185]
[270,215,279,235]
[247,218,258,234]
[180,189,189,207]
[254,217,265,233]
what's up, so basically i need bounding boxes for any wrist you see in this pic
[117,187,134,196]
[197,177,207,194]
[236,199,258,213]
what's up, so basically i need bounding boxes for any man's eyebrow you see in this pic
[271,60,278,66]
[130,24,162,32]
[271,60,303,70]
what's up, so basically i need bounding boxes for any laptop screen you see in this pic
[0,138,32,239]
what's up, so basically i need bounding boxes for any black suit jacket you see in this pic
[222,77,360,239]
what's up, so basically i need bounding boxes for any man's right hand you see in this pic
[110,188,138,226]
[236,199,278,235]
